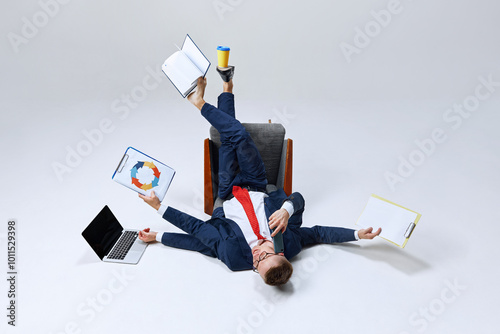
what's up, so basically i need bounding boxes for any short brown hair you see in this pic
[264,258,293,286]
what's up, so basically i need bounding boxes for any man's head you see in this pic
[252,240,293,286]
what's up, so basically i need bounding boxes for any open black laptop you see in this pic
[82,205,148,264]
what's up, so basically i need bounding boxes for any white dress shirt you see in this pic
[223,191,289,249]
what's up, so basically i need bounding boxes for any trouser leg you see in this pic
[201,103,267,199]
[214,92,238,198]
[217,92,235,118]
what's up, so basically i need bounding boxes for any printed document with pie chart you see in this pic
[112,147,175,201]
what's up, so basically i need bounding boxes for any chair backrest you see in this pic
[209,123,286,185]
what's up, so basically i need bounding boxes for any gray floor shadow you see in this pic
[201,253,233,272]
[76,248,101,266]
[336,242,431,275]
[251,270,295,300]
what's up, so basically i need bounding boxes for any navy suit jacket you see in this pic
[160,190,357,271]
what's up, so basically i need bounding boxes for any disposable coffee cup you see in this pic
[217,46,230,68]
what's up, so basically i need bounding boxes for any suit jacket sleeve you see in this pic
[284,192,305,229]
[284,192,305,214]
[162,207,221,253]
[160,233,216,257]
[282,192,356,245]
[298,226,357,247]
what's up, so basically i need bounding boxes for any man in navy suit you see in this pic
[138,71,381,286]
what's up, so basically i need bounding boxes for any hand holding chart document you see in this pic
[112,147,175,202]
[356,195,421,248]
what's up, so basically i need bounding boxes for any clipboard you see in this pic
[355,194,421,248]
[112,147,175,201]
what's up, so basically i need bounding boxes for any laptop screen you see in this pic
[82,205,123,260]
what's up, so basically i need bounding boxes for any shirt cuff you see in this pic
[280,201,294,217]
[157,205,168,216]
[155,232,164,243]
[354,230,359,240]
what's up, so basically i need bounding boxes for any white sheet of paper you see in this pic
[356,195,419,247]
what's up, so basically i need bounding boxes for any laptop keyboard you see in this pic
[107,231,138,260]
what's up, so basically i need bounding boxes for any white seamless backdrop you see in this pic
[1,1,499,333]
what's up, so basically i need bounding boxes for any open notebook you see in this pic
[162,34,210,98]
[356,194,421,248]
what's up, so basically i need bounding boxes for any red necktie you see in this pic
[232,186,265,240]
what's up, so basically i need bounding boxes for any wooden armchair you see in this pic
[204,122,293,215]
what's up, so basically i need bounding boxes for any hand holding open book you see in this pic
[162,34,211,98]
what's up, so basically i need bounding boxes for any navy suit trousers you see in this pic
[201,93,268,199]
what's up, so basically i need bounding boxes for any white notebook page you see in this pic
[163,51,202,95]
[182,35,210,74]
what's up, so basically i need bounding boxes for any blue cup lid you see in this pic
[217,46,230,51]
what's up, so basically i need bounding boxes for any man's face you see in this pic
[252,240,284,279]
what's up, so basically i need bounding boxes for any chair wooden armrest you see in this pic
[204,138,214,215]
[283,139,293,196]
